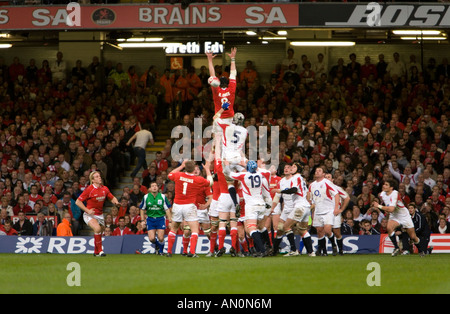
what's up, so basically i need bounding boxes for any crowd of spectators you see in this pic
[1,44,450,240]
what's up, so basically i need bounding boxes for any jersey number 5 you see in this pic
[232,130,241,144]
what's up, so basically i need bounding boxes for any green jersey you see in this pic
[140,192,170,218]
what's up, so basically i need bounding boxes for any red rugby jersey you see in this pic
[168,172,210,205]
[77,184,114,216]
[211,78,236,119]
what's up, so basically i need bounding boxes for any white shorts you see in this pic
[312,211,334,228]
[287,206,311,223]
[390,210,414,229]
[209,199,219,218]
[172,203,198,223]
[280,205,294,222]
[83,212,105,227]
[245,204,266,221]
[263,204,271,217]
[197,209,210,224]
[217,193,235,213]
[212,117,232,134]
[333,213,342,229]
[222,151,244,166]
[271,203,282,216]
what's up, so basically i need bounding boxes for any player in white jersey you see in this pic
[373,179,420,256]
[217,113,248,172]
[325,173,349,255]
[269,164,300,256]
[227,160,272,257]
[214,111,248,215]
[255,159,274,252]
[281,162,314,256]
[308,166,340,256]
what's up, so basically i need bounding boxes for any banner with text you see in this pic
[0,3,298,30]
[0,234,447,254]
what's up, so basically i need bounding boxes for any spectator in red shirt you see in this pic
[13,195,33,215]
[0,220,18,236]
[8,57,25,83]
[112,216,134,236]
[153,151,169,175]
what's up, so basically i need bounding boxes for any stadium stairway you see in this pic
[78,118,179,236]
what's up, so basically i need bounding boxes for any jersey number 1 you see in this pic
[182,182,188,195]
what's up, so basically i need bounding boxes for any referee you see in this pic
[137,182,172,255]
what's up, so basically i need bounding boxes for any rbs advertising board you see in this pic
[1,235,449,254]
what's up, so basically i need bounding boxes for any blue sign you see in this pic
[0,234,383,255]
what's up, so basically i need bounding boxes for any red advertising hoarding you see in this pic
[0,3,299,30]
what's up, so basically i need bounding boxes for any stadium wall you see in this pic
[1,234,448,254]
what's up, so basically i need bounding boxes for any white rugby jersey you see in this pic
[308,178,339,215]
[277,176,297,209]
[379,190,408,215]
[290,173,311,209]
[334,184,349,207]
[216,119,248,158]
[230,171,271,207]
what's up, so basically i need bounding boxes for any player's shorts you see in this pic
[197,209,210,224]
[83,212,105,227]
[217,193,235,213]
[209,199,219,218]
[287,206,311,223]
[212,117,232,134]
[333,213,342,229]
[312,211,335,228]
[271,203,282,216]
[146,216,166,230]
[280,205,294,222]
[222,151,244,166]
[263,204,272,217]
[245,204,266,221]
[390,209,414,229]
[172,203,198,223]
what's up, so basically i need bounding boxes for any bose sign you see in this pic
[299,3,450,28]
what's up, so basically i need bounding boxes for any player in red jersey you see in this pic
[166,160,213,257]
[206,158,221,257]
[206,47,237,162]
[181,164,213,255]
[75,171,119,257]
[206,47,237,120]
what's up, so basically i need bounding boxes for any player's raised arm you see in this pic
[227,47,237,79]
[206,50,216,78]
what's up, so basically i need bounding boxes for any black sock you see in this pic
[251,231,264,253]
[337,237,343,253]
[389,233,399,249]
[286,231,296,251]
[228,186,238,206]
[260,228,271,248]
[303,236,313,254]
[318,237,326,254]
[273,237,282,254]
[329,234,336,248]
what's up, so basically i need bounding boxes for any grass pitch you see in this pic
[1,253,449,294]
